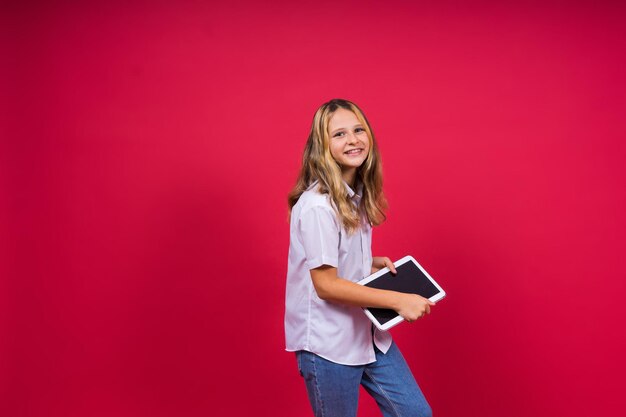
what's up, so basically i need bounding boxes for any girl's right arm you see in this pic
[310,265,435,322]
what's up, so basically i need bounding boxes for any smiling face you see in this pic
[327,108,371,186]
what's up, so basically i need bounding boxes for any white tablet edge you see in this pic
[357,255,446,331]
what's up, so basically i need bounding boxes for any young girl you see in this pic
[285,98,435,417]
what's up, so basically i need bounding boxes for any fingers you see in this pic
[373,256,397,274]
[384,258,397,274]
[408,312,424,323]
[408,303,434,323]
[399,294,436,325]
[424,299,437,315]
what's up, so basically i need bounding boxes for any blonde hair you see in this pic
[287,98,388,234]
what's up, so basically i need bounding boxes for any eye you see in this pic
[355,127,365,133]
[333,131,345,137]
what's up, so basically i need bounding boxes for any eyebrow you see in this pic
[330,124,364,135]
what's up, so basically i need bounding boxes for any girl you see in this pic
[285,98,435,417]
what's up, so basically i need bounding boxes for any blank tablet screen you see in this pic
[363,261,440,325]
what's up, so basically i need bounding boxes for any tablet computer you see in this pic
[357,255,446,331]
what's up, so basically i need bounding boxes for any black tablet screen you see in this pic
[364,261,440,325]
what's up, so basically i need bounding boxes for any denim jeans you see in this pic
[295,341,432,417]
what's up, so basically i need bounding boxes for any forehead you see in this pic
[328,108,361,131]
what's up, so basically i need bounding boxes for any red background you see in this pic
[3,1,626,416]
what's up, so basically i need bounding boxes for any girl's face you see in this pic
[327,108,371,179]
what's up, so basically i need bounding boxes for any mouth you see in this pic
[344,148,364,156]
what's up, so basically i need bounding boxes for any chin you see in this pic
[341,161,363,169]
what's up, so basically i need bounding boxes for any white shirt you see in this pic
[284,179,392,365]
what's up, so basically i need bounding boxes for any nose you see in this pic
[347,131,358,144]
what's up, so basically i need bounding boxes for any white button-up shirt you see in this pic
[284,179,392,365]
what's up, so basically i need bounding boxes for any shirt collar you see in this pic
[343,180,355,198]
[343,180,363,201]
[306,180,319,192]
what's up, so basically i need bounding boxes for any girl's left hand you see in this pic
[371,256,397,275]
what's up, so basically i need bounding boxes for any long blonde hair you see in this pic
[287,98,388,234]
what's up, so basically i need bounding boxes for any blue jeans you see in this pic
[295,341,432,417]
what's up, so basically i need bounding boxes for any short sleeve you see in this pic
[298,205,340,270]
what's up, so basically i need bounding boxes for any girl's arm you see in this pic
[310,265,435,322]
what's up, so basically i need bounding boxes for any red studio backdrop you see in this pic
[2,2,626,416]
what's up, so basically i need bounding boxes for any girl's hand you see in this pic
[394,293,436,323]
[371,256,397,275]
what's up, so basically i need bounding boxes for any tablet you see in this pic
[357,255,446,331]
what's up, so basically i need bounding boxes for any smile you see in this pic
[344,149,364,155]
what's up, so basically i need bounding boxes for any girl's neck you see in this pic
[342,169,356,188]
